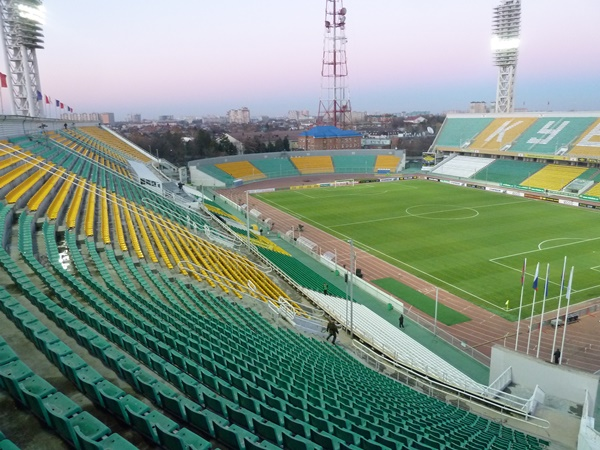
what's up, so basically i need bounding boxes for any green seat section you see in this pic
[331,154,377,174]
[510,116,598,154]
[434,117,495,148]
[250,157,300,178]
[471,159,545,185]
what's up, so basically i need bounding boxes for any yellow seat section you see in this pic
[215,161,266,181]
[469,118,537,151]
[585,183,600,197]
[84,183,97,237]
[521,165,587,191]
[140,207,174,269]
[47,172,76,220]
[28,168,66,212]
[290,156,334,174]
[569,119,600,157]
[130,202,158,262]
[66,178,86,229]
[99,188,111,244]
[79,126,152,163]
[0,156,41,189]
[119,197,143,258]
[374,155,401,172]
[5,161,53,204]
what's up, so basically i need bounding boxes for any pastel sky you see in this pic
[27,0,600,120]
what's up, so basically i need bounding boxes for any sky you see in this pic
[22,0,600,120]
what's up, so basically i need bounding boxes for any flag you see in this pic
[55,99,60,107]
[544,272,550,297]
[44,95,50,104]
[37,90,42,101]
[520,259,527,285]
[60,102,64,109]
[560,257,567,293]
[0,72,7,88]
[565,267,573,300]
[532,263,540,291]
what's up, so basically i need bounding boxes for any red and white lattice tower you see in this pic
[317,0,351,128]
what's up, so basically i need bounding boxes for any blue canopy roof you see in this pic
[299,126,361,138]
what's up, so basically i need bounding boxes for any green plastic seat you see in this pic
[20,375,57,426]
[251,417,289,447]
[184,405,229,439]
[127,407,177,444]
[214,422,260,450]
[156,424,212,450]
[0,360,34,406]
[70,412,111,449]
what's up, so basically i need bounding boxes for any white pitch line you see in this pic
[332,199,531,228]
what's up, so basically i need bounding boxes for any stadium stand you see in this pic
[509,117,597,155]
[433,117,494,149]
[331,154,376,174]
[468,118,538,152]
[568,118,600,157]
[432,155,495,178]
[290,156,334,174]
[305,290,484,393]
[0,124,554,449]
[250,157,300,179]
[78,126,152,163]
[374,154,401,173]
[520,165,587,191]
[215,161,266,182]
[471,160,545,185]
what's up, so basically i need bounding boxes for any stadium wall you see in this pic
[490,346,599,408]
[0,116,93,140]
[190,149,404,168]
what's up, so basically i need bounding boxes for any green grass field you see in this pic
[256,180,600,319]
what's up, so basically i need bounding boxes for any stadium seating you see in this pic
[569,118,600,157]
[471,160,545,185]
[250,157,300,178]
[0,126,553,450]
[331,155,376,174]
[432,155,495,178]
[509,117,597,155]
[520,165,587,191]
[290,156,334,174]
[434,117,495,149]
[216,161,266,181]
[374,155,401,172]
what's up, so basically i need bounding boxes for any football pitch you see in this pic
[256,180,600,319]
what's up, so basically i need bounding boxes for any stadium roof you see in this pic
[299,126,361,138]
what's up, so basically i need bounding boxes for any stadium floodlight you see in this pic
[491,0,521,114]
[0,0,45,117]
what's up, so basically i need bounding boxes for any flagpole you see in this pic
[526,262,540,355]
[536,263,550,358]
[515,258,526,351]
[550,256,566,362]
[559,266,574,365]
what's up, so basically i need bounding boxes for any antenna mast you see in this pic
[317,0,351,128]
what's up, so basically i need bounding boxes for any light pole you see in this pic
[348,239,355,339]
[246,190,250,245]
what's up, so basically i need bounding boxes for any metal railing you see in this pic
[352,340,550,429]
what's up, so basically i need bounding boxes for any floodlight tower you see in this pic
[491,0,521,113]
[0,0,45,117]
[317,0,351,128]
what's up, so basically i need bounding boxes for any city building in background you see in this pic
[227,107,250,124]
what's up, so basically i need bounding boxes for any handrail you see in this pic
[351,340,551,429]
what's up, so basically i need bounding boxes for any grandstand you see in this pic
[0,118,564,449]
